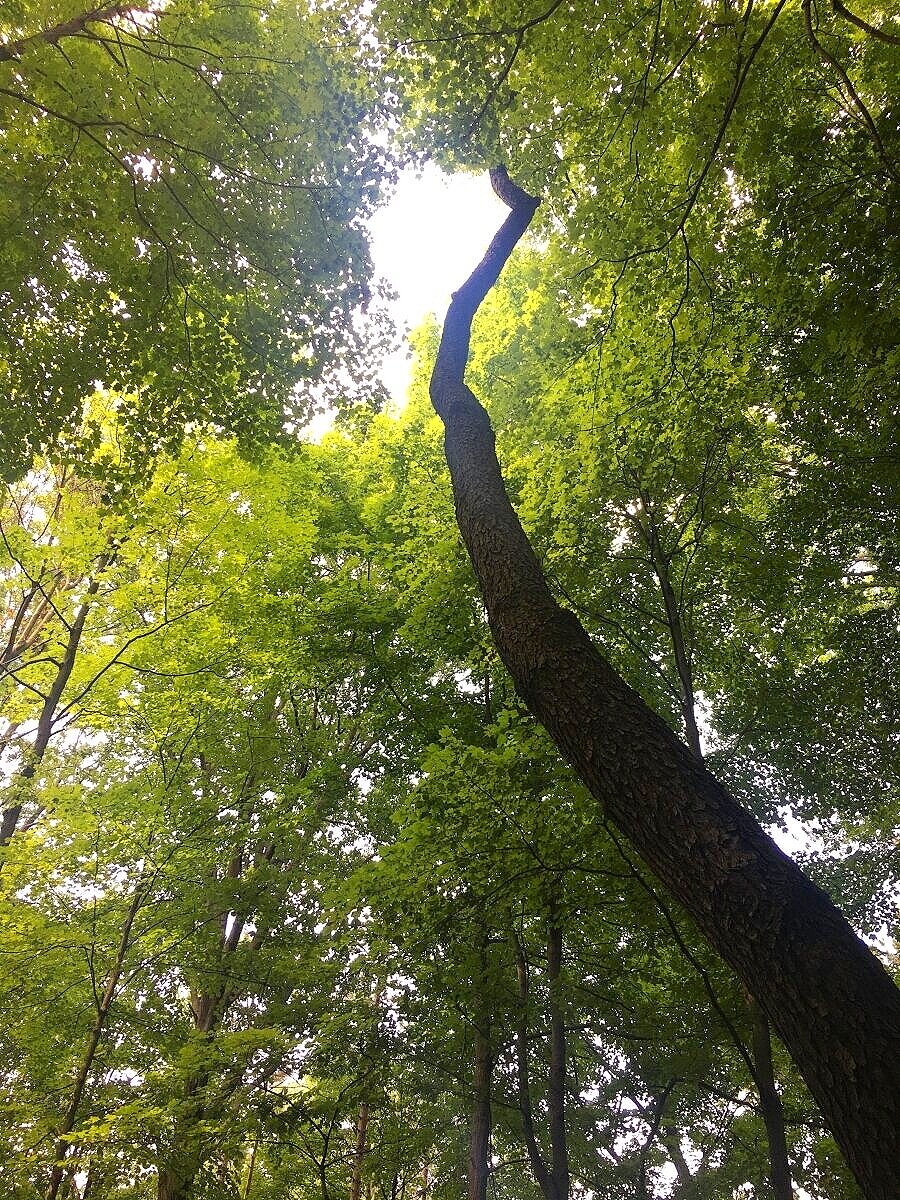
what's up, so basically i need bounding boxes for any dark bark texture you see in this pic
[429,166,900,1200]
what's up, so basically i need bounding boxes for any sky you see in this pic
[368,164,508,402]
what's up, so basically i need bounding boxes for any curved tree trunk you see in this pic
[428,165,900,1200]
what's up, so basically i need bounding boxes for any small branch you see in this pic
[831,0,900,45]
[803,0,899,180]
[604,821,760,1087]
[463,0,566,141]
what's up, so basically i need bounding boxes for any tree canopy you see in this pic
[0,1,898,1199]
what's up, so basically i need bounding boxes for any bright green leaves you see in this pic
[0,0,393,480]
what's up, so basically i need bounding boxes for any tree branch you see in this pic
[0,4,145,63]
[830,0,900,45]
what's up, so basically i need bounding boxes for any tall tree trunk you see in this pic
[428,165,900,1200]
[546,921,569,1200]
[649,535,793,1199]
[349,1101,370,1200]
[46,876,148,1200]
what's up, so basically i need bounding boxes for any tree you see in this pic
[428,165,900,1199]
[2,1,898,1193]
[0,0,390,480]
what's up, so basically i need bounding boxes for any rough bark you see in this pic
[429,165,900,1200]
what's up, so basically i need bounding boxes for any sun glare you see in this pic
[370,165,507,402]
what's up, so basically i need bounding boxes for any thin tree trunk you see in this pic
[650,537,793,1198]
[1,561,108,845]
[468,943,492,1200]
[546,921,569,1200]
[46,876,148,1200]
[157,799,277,1199]
[661,1127,695,1191]
[243,1132,259,1200]
[644,517,702,760]
[349,1101,370,1200]
[429,165,900,1200]
[749,996,793,1200]
[513,935,555,1199]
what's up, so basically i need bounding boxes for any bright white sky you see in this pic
[369,164,507,402]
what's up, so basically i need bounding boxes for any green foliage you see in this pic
[1,0,897,1197]
[0,0,393,480]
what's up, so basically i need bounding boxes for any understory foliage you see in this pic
[1,0,898,1198]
